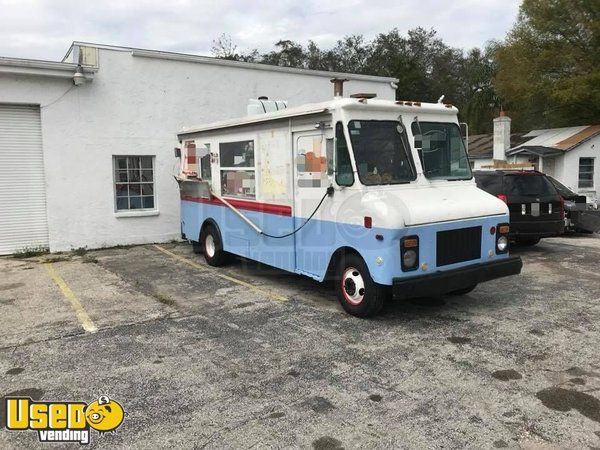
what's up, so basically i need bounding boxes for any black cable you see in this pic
[261,186,334,239]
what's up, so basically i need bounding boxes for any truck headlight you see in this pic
[495,223,509,254]
[401,236,419,271]
[497,236,508,252]
[403,250,417,268]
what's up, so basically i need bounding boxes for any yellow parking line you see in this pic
[43,263,98,333]
[153,245,288,302]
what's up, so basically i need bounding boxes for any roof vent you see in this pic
[247,98,288,115]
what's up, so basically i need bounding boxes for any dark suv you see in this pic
[473,170,564,245]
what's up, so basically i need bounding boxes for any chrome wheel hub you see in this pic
[341,267,365,305]
[205,234,216,258]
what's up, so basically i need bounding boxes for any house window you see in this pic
[219,140,255,198]
[114,156,155,210]
[578,157,594,188]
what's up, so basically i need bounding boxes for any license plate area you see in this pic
[531,203,540,217]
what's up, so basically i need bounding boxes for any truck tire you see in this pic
[192,241,202,254]
[335,253,387,317]
[448,284,478,295]
[201,224,229,266]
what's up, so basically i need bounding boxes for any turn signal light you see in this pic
[403,238,418,248]
[499,225,509,234]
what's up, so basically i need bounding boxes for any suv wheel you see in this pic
[517,237,541,246]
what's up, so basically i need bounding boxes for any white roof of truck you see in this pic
[178,98,458,137]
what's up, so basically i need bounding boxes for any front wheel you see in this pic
[335,254,387,317]
[448,284,478,295]
[201,224,229,266]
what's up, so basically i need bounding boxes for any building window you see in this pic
[578,157,594,188]
[219,140,255,198]
[114,156,155,210]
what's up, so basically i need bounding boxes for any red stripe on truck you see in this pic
[181,195,292,217]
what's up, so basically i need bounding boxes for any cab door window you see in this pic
[335,122,354,186]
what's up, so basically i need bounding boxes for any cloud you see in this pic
[0,0,521,61]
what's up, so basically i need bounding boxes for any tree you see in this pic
[461,45,501,134]
[208,28,505,133]
[210,34,240,60]
[495,0,600,130]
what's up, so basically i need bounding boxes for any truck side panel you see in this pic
[182,196,511,286]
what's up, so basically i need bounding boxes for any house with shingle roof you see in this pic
[468,114,600,202]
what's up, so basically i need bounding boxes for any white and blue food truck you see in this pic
[176,84,522,317]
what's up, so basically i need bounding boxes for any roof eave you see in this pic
[0,56,96,79]
[129,47,398,83]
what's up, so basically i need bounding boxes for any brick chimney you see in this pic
[493,111,511,161]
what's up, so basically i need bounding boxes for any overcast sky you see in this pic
[0,0,522,61]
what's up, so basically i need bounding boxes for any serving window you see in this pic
[219,140,255,198]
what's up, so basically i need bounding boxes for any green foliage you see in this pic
[212,28,500,133]
[495,0,600,130]
[72,247,87,256]
[12,246,49,258]
[212,3,599,133]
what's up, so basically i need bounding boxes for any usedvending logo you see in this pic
[4,395,124,445]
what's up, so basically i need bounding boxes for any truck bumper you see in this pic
[392,256,522,300]
[510,219,564,238]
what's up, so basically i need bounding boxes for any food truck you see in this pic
[176,82,522,317]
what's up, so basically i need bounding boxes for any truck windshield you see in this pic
[411,121,472,181]
[347,120,416,185]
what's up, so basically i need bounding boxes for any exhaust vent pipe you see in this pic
[330,78,348,97]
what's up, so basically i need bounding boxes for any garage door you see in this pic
[0,104,49,255]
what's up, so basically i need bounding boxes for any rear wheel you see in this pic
[517,237,540,246]
[201,224,229,266]
[335,253,387,317]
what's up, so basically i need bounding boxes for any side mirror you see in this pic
[174,147,181,158]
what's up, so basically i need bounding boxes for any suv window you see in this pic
[504,174,557,197]
[474,173,503,195]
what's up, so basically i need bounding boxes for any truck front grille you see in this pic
[436,226,482,267]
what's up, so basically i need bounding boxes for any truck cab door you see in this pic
[293,128,334,277]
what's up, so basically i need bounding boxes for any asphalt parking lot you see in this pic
[1,235,599,449]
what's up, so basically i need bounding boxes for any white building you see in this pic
[468,114,600,202]
[0,42,397,255]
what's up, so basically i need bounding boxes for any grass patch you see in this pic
[13,246,49,259]
[72,247,87,256]
[152,292,176,306]
[44,254,72,263]
[81,255,98,264]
